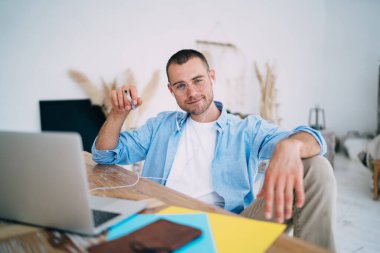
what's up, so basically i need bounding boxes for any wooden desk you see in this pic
[0,153,331,253]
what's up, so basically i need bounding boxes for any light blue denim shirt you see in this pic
[92,101,326,214]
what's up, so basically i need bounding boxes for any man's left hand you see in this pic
[257,139,305,223]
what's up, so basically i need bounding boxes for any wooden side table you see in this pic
[371,160,380,200]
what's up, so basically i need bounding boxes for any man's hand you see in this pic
[257,139,305,223]
[110,85,143,117]
[95,85,142,150]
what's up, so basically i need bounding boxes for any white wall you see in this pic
[0,0,378,136]
[325,0,380,136]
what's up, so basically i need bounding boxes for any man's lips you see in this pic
[186,98,202,104]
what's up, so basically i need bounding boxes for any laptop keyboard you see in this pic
[92,210,120,227]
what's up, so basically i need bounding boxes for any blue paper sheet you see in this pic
[107,213,216,253]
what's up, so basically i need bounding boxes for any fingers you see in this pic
[259,141,306,224]
[111,90,119,110]
[129,86,138,106]
[262,174,293,223]
[263,172,275,220]
[111,85,142,112]
[122,90,131,111]
[275,177,286,223]
[260,165,302,223]
[257,186,265,199]
[111,89,127,111]
[295,178,305,208]
[117,89,126,110]
[256,174,267,199]
[284,177,294,220]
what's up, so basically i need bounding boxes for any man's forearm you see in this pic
[288,132,321,158]
[95,111,127,150]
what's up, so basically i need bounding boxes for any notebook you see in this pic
[0,131,146,235]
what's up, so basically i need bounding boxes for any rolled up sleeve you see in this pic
[292,125,327,156]
[253,116,327,159]
[91,116,159,165]
[91,138,128,165]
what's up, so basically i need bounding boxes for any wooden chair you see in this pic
[371,160,380,200]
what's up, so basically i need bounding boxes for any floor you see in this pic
[334,153,380,253]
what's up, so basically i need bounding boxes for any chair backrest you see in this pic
[39,99,106,152]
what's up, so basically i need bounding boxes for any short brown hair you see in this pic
[166,49,210,82]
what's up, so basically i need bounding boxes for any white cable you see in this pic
[143,176,168,181]
[175,105,180,131]
[88,171,167,193]
[89,100,214,193]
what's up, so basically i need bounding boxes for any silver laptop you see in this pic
[0,131,146,235]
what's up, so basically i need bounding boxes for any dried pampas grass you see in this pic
[254,62,281,125]
[100,77,118,115]
[125,70,160,129]
[68,70,104,106]
[68,68,160,130]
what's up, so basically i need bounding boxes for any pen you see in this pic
[124,90,136,110]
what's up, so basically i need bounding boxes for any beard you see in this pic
[179,92,214,116]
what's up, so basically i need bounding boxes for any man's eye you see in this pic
[176,83,186,90]
[195,79,205,86]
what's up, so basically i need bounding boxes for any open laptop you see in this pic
[0,131,146,235]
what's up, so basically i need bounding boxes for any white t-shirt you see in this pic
[166,117,224,207]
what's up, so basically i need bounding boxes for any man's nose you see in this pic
[186,83,197,96]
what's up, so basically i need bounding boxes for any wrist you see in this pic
[108,109,129,122]
[277,138,303,155]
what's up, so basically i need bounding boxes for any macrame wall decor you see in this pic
[196,23,246,112]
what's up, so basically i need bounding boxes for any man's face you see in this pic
[167,57,215,116]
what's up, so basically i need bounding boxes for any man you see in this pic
[92,49,336,251]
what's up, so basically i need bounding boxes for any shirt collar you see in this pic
[214,101,227,133]
[176,100,228,133]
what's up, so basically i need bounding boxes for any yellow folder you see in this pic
[159,206,285,253]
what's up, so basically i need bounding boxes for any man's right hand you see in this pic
[110,85,143,117]
[95,85,143,150]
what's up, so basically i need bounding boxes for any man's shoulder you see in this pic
[144,111,181,128]
[147,111,177,123]
[156,111,177,118]
[226,112,263,126]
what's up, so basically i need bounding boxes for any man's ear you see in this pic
[209,69,216,84]
[167,83,174,96]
